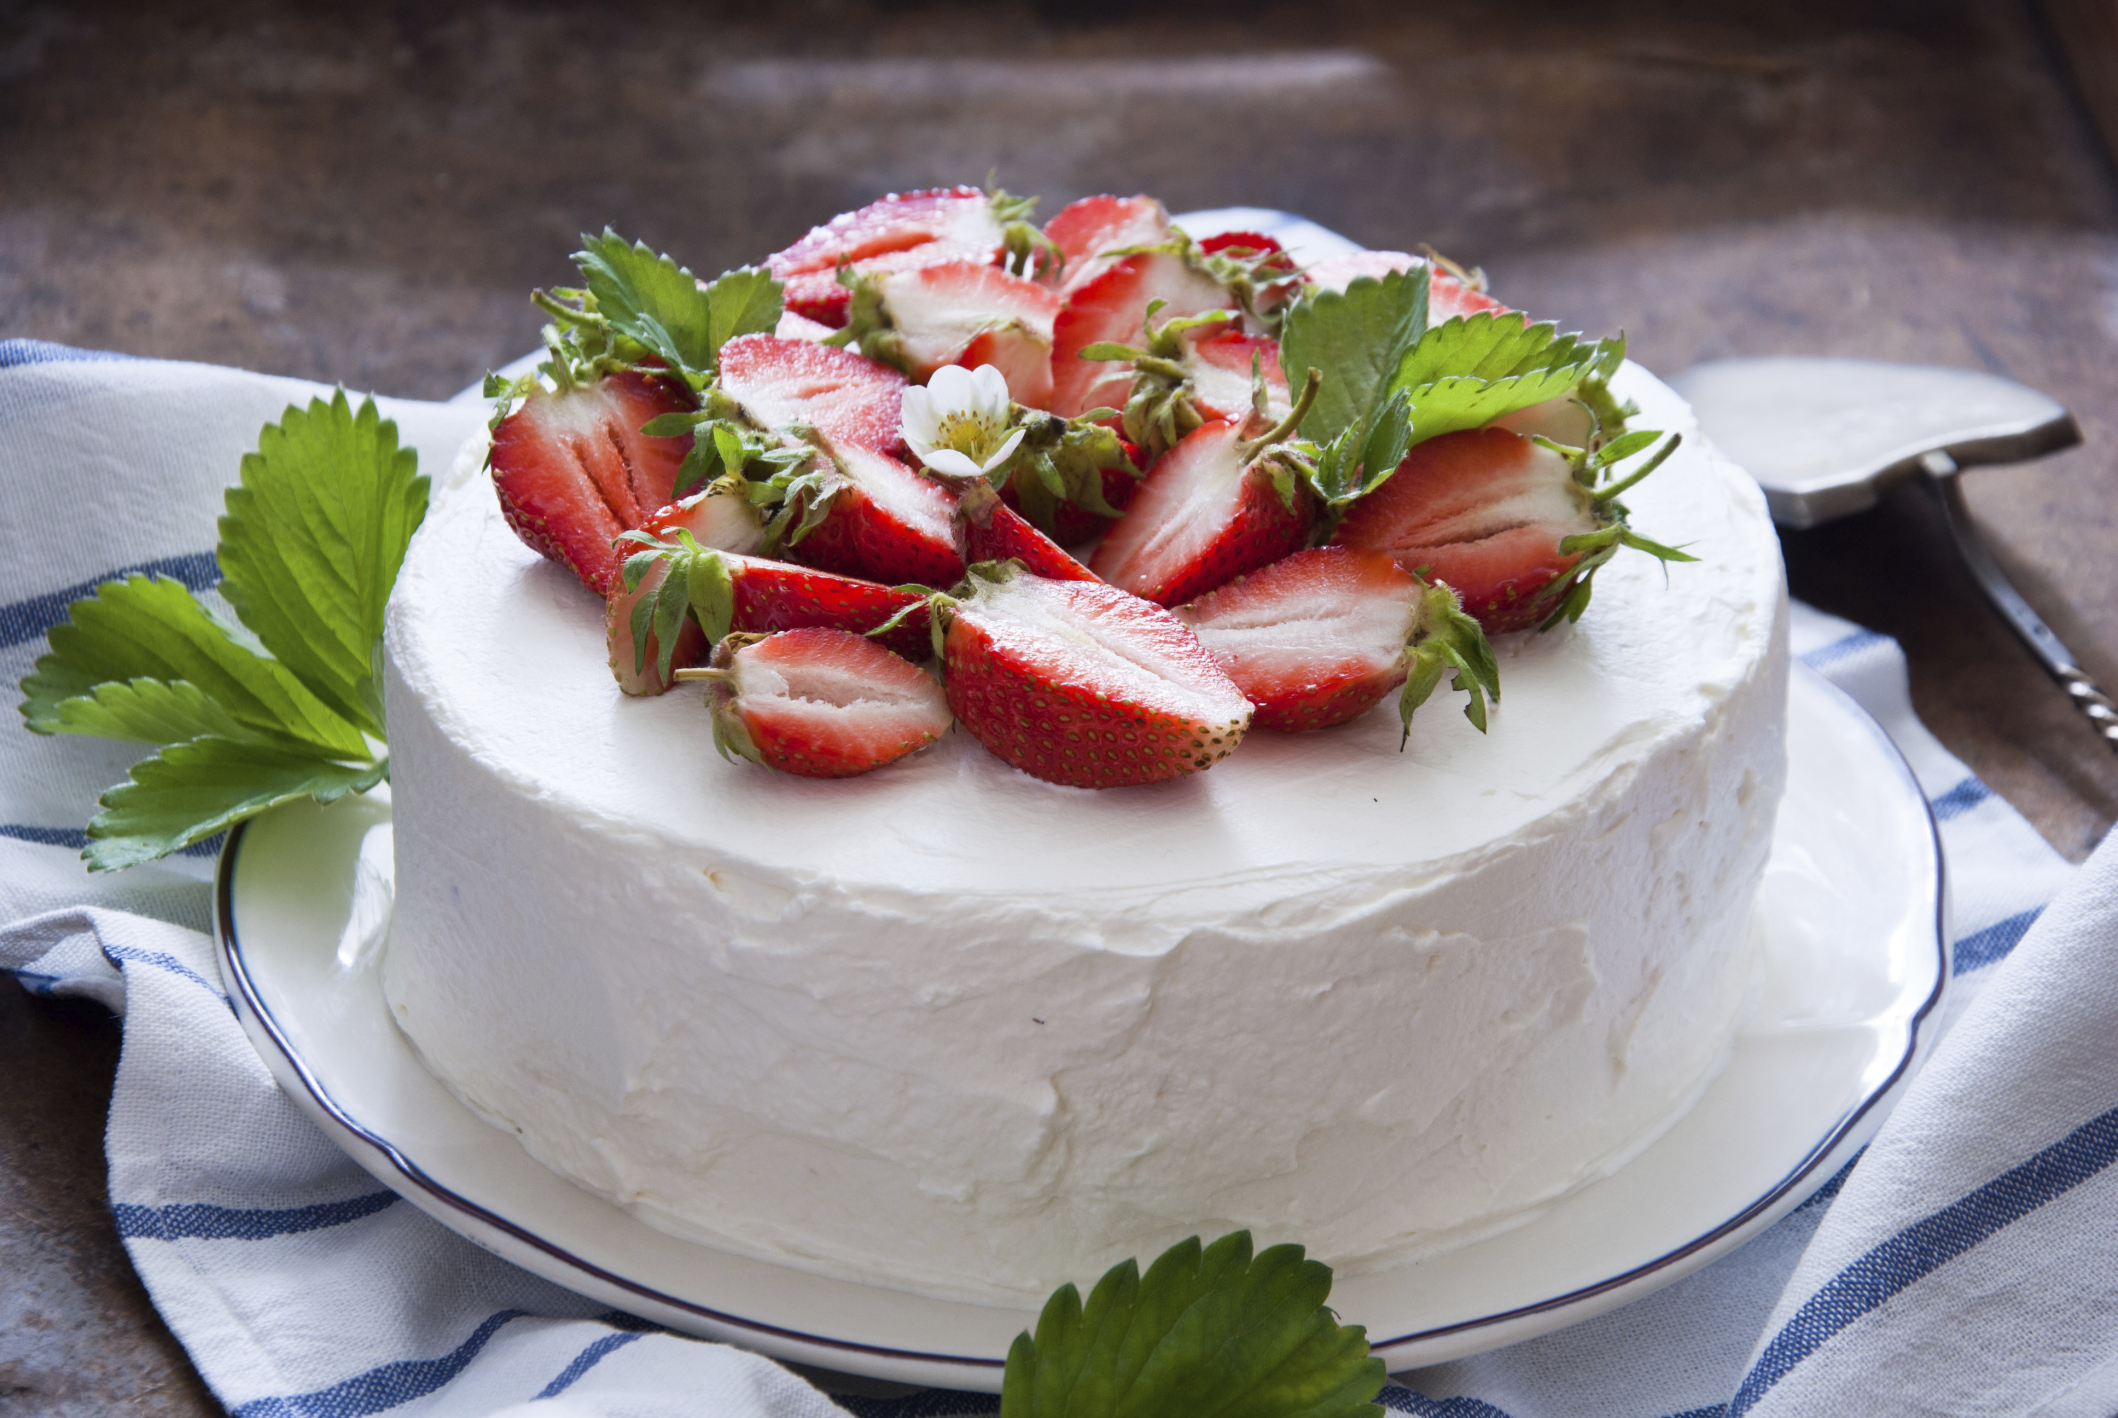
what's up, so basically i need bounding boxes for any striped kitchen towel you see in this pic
[1,330,2107,1418]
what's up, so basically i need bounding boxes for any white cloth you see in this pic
[0,335,2105,1418]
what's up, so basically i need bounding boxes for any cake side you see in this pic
[379,363,1789,1303]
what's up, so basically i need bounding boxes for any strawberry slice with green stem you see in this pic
[1077,301,1290,462]
[1174,546,1498,737]
[952,480,1098,582]
[611,527,933,694]
[1043,194,1173,296]
[489,368,697,596]
[831,261,1062,409]
[678,628,951,779]
[766,186,1052,326]
[876,562,1251,788]
[1331,424,1689,634]
[1088,368,1323,608]
[1050,242,1237,417]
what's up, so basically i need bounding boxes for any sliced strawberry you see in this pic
[1043,194,1172,296]
[643,483,767,555]
[1050,248,1234,417]
[938,566,1251,788]
[767,187,1005,326]
[1178,328,1290,431]
[1176,546,1501,734]
[790,440,965,587]
[1331,427,1594,633]
[717,334,907,456]
[724,551,933,661]
[607,553,709,696]
[1174,547,1415,731]
[775,309,837,342]
[873,262,1060,408]
[955,481,1098,582]
[697,628,951,778]
[1196,230,1288,261]
[1306,250,1511,322]
[490,370,695,596]
[1089,418,1314,608]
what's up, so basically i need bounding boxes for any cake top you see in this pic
[471,185,1715,803]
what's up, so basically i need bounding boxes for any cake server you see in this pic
[1670,356,2116,752]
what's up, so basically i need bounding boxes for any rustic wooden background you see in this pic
[4,1,2115,1411]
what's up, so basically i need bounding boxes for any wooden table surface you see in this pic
[4,1,2115,1411]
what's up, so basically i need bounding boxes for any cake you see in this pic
[378,191,1789,1305]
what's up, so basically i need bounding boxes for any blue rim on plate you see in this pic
[214,662,1948,1384]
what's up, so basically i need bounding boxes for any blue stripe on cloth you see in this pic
[115,1190,399,1241]
[104,942,229,1004]
[535,1332,645,1399]
[1927,777,1992,821]
[1954,908,2042,974]
[1728,1104,2118,1417]
[1380,1389,1513,1417]
[1799,629,1893,672]
[0,824,224,858]
[230,1308,532,1418]
[0,550,220,648]
[0,338,139,368]
[7,967,62,994]
[836,1391,1001,1418]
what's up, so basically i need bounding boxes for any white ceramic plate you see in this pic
[214,662,1945,1390]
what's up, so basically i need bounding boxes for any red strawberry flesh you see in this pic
[879,261,1060,407]
[1049,249,1234,417]
[956,482,1098,582]
[723,551,933,661]
[790,440,965,587]
[943,571,1251,788]
[1332,426,1594,633]
[1043,194,1172,296]
[709,628,950,778]
[1088,419,1312,607]
[767,187,1005,326]
[490,370,695,596]
[717,334,908,456]
[1174,546,1418,732]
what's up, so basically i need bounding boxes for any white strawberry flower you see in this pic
[901,364,1025,479]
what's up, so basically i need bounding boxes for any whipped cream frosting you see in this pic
[381,365,1789,1303]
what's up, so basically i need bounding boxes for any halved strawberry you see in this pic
[1050,248,1235,417]
[1088,402,1318,608]
[689,628,951,778]
[1328,425,1692,634]
[490,370,695,597]
[643,482,767,555]
[861,262,1061,408]
[716,334,907,457]
[766,187,1007,326]
[609,537,934,695]
[1174,546,1498,734]
[788,440,965,587]
[1082,314,1291,461]
[1043,194,1172,296]
[775,309,837,342]
[955,481,1097,582]
[933,565,1251,788]
[1306,250,1510,323]
[1185,329,1290,427]
[607,553,708,696]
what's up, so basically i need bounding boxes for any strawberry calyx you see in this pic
[1194,230,1305,332]
[1234,366,1324,517]
[614,527,743,683]
[1401,580,1501,738]
[991,185,1065,283]
[1077,299,1244,460]
[987,408,1141,536]
[1527,426,1696,629]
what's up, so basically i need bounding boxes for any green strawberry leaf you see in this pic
[19,574,369,759]
[83,739,389,873]
[41,678,318,751]
[1390,313,1617,448]
[216,391,427,742]
[1279,267,1429,448]
[576,230,781,379]
[999,1231,1385,1418]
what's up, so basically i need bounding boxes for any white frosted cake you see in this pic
[379,363,1788,1304]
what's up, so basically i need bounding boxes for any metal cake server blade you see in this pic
[1670,356,2116,752]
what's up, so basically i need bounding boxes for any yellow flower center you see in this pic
[936,410,1006,464]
